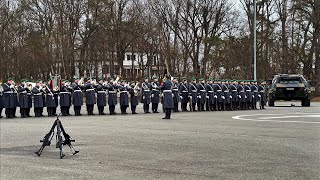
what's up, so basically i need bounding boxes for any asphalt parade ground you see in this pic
[1,102,319,180]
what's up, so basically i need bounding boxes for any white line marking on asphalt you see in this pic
[232,113,320,124]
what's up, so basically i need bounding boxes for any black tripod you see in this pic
[35,114,79,159]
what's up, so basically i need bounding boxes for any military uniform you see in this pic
[244,82,252,109]
[197,80,206,111]
[107,81,118,115]
[206,81,215,111]
[161,77,173,119]
[18,80,31,118]
[71,82,84,116]
[32,84,44,117]
[45,86,56,117]
[96,81,107,115]
[213,82,222,111]
[221,82,230,111]
[141,80,151,113]
[84,81,97,115]
[250,82,258,109]
[2,79,18,118]
[179,79,189,112]
[151,81,160,113]
[129,82,139,114]
[228,82,238,110]
[189,80,198,111]
[258,83,266,109]
[60,82,72,116]
[172,80,180,112]
[119,82,129,114]
[0,89,3,118]
[237,83,246,110]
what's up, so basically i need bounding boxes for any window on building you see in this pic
[127,55,131,61]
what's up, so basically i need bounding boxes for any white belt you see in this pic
[60,92,71,94]
[47,94,53,96]
[27,93,31,95]
[98,91,106,94]
[4,92,14,94]
[246,90,251,92]
[121,91,128,93]
[144,90,150,92]
[224,91,229,93]
[163,90,172,92]
[173,89,179,91]
[254,90,258,92]
[232,90,237,92]
[109,91,117,93]
[208,91,213,93]
[34,93,42,96]
[182,91,188,92]
[86,89,95,91]
[74,90,82,92]
[192,90,197,92]
[217,90,222,92]
[152,89,159,91]
[260,91,264,93]
[200,90,206,92]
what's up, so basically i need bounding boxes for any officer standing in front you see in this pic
[141,77,151,113]
[161,75,174,119]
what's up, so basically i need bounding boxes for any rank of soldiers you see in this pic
[0,76,267,120]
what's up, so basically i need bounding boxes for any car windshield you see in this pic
[278,77,301,84]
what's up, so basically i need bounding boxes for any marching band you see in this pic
[0,76,267,119]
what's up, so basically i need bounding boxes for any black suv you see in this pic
[268,74,311,106]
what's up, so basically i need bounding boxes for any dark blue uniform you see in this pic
[96,83,107,115]
[229,84,238,110]
[84,83,96,115]
[2,83,18,118]
[161,79,173,119]
[0,90,3,118]
[119,84,129,114]
[213,84,222,111]
[129,85,139,114]
[237,84,246,110]
[188,83,198,111]
[179,83,189,111]
[221,84,230,111]
[206,84,214,111]
[258,85,266,109]
[172,82,180,112]
[141,82,151,113]
[251,84,258,109]
[60,85,72,116]
[32,86,44,117]
[45,87,56,117]
[244,84,251,109]
[108,83,118,115]
[71,83,84,116]
[151,82,160,113]
[197,83,206,111]
[18,85,31,118]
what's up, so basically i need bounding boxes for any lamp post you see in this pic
[253,0,257,81]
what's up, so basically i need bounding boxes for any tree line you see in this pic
[0,0,319,94]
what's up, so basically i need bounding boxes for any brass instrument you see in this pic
[78,77,84,86]
[133,82,140,96]
[114,76,120,85]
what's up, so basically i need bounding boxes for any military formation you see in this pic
[0,76,267,120]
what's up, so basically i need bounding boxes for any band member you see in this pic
[119,80,129,114]
[172,77,180,112]
[2,78,18,118]
[60,80,72,116]
[84,77,97,115]
[32,80,44,117]
[151,77,160,113]
[72,77,84,116]
[213,80,222,111]
[258,81,266,109]
[197,78,206,111]
[244,80,252,110]
[141,77,151,113]
[96,78,107,115]
[18,79,30,118]
[129,81,139,114]
[179,77,189,112]
[161,75,174,119]
[45,80,56,117]
[189,78,198,111]
[108,78,118,115]
[206,79,215,111]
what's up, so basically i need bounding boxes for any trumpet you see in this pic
[78,77,84,86]
[114,76,120,85]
